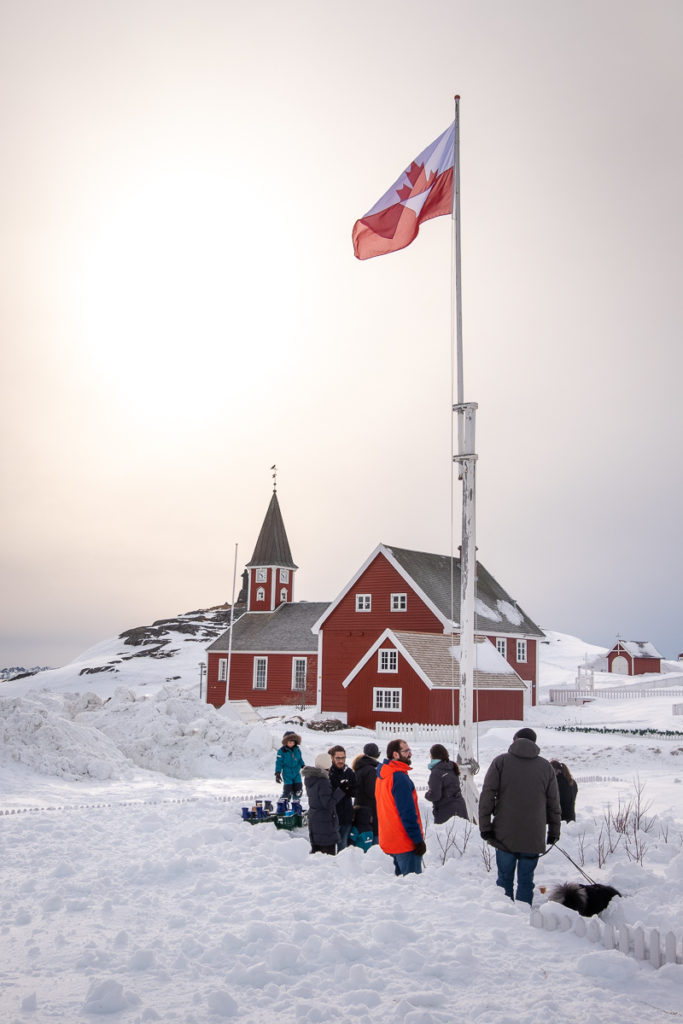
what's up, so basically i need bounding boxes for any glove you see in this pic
[547,832,560,846]
[413,840,427,857]
[338,779,351,793]
[275,772,282,784]
[480,830,495,843]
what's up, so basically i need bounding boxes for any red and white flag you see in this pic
[352,122,455,260]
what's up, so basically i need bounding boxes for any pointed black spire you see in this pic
[246,491,297,569]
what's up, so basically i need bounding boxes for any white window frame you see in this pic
[218,658,227,682]
[292,657,307,691]
[256,586,265,602]
[253,657,268,689]
[355,593,371,612]
[280,568,290,583]
[378,648,398,673]
[255,568,267,582]
[390,593,407,612]
[496,638,507,658]
[516,639,527,663]
[373,687,402,712]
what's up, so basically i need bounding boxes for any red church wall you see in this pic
[345,652,524,729]
[247,568,294,612]
[320,553,443,712]
[206,651,316,708]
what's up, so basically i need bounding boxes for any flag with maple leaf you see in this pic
[352,122,455,260]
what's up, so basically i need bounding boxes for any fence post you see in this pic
[649,929,661,968]
[618,923,630,955]
[663,931,677,965]
[633,927,646,961]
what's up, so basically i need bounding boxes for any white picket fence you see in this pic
[549,688,683,705]
[530,907,682,969]
[376,722,460,744]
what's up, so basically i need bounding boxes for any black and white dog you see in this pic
[548,882,621,917]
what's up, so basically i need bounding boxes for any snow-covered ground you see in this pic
[1,629,682,1022]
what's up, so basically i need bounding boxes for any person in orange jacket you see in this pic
[375,738,426,876]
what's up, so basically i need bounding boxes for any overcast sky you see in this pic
[2,0,682,668]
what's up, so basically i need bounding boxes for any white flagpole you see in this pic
[451,95,480,821]
[226,542,238,704]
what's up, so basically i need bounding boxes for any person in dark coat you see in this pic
[352,742,381,844]
[328,744,357,852]
[425,744,468,824]
[302,753,342,855]
[550,760,578,822]
[479,727,561,906]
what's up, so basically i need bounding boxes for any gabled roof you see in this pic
[246,491,297,569]
[314,542,544,639]
[341,629,526,690]
[207,601,328,654]
[611,640,663,659]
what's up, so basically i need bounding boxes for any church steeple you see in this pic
[245,482,298,612]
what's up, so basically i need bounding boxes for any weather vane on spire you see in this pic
[271,464,277,491]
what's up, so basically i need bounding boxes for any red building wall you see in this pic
[247,568,293,612]
[345,651,524,729]
[206,651,316,708]
[320,554,443,712]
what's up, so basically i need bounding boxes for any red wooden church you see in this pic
[206,491,545,726]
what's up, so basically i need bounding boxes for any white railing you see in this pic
[531,907,682,969]
[549,688,683,704]
[376,722,460,744]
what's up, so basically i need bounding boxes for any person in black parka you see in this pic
[328,744,357,852]
[352,742,381,843]
[425,744,468,824]
[302,753,343,855]
[550,760,578,823]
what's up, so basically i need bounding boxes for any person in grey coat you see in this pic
[302,753,343,856]
[425,744,468,824]
[478,728,561,905]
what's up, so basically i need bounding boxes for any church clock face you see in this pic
[255,568,267,582]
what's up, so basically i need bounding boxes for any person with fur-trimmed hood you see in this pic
[352,742,381,843]
[275,731,304,801]
[479,727,561,905]
[302,753,343,855]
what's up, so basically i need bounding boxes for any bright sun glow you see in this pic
[73,166,297,423]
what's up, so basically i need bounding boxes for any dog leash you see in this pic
[549,842,597,885]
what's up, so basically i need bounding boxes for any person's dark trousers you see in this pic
[337,822,353,852]
[310,844,336,856]
[392,851,423,876]
[495,849,539,904]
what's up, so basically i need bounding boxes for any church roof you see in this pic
[207,601,329,653]
[246,491,297,569]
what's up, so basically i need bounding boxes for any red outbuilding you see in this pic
[607,640,663,676]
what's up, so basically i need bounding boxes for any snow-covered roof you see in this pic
[314,543,544,639]
[341,630,526,691]
[612,640,663,660]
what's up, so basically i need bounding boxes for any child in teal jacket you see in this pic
[275,731,305,800]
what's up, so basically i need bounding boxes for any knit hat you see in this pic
[315,752,332,771]
[363,742,380,759]
[430,743,449,761]
[514,728,537,743]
